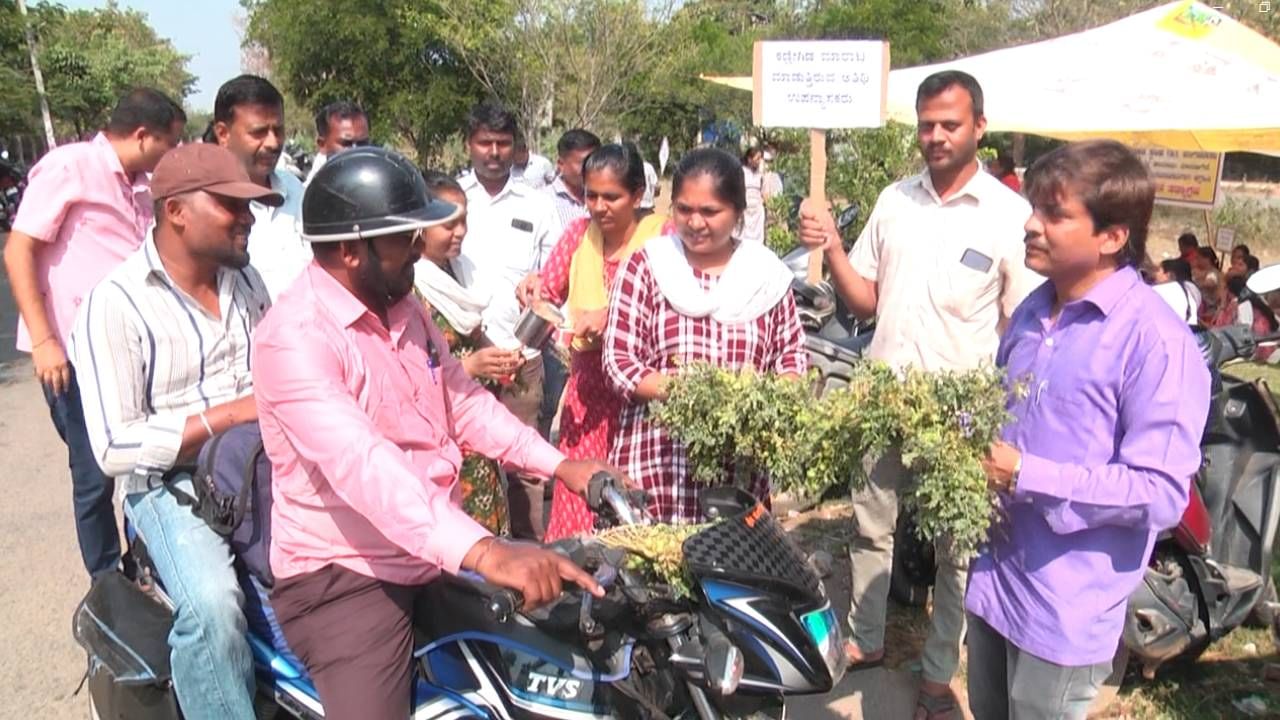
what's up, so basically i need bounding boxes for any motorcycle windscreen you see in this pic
[683,491,823,604]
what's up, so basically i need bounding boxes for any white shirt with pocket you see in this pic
[849,167,1040,372]
[459,174,559,357]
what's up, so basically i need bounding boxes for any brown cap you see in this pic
[150,143,284,206]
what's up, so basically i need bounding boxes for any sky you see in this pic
[63,0,244,111]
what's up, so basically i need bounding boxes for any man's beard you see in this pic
[357,242,416,304]
[207,233,251,270]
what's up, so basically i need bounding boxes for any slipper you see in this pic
[842,640,884,671]
[914,689,960,720]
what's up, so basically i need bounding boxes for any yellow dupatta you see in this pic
[566,213,667,350]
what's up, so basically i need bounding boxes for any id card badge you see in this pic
[959,248,993,273]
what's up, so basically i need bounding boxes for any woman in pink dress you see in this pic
[518,144,669,540]
[602,148,808,524]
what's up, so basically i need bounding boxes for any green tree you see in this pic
[38,2,195,137]
[427,0,678,150]
[244,0,482,165]
[768,123,919,242]
[802,0,953,67]
[618,1,787,161]
[0,0,61,140]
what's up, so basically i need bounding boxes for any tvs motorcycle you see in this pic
[77,469,846,719]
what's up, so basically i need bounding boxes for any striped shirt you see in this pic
[69,232,271,496]
[547,176,589,240]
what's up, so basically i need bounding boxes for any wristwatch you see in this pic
[1009,453,1022,494]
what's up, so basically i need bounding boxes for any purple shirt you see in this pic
[966,266,1211,666]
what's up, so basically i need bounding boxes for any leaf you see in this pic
[652,360,1014,558]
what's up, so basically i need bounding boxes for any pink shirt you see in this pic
[11,133,152,351]
[252,264,565,584]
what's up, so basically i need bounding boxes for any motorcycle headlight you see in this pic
[801,604,846,685]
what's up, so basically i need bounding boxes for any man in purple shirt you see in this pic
[969,140,1210,718]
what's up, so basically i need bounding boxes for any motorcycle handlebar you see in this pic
[587,471,653,526]
[488,587,524,623]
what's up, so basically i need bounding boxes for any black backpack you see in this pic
[167,422,275,586]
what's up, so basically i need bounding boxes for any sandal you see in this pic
[914,689,960,720]
[842,640,884,671]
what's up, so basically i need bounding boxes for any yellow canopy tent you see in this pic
[703,1,1280,153]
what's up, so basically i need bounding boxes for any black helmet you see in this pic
[301,146,458,242]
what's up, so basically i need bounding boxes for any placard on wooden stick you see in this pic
[752,40,889,282]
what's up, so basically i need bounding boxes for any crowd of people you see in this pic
[1,66,1227,720]
[1143,232,1278,335]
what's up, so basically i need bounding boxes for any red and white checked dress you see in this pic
[541,217,631,541]
[602,245,809,524]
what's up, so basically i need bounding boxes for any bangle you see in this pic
[198,412,214,439]
[31,335,55,350]
[1010,454,1022,493]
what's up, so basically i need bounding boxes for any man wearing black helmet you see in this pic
[252,146,616,719]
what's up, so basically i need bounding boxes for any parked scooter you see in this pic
[76,469,846,719]
[1120,268,1280,679]
[782,204,874,397]
[0,159,27,231]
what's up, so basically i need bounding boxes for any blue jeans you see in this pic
[125,477,255,720]
[43,366,120,577]
[539,348,568,441]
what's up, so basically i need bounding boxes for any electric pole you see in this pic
[16,0,57,150]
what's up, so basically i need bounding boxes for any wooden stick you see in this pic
[808,128,827,284]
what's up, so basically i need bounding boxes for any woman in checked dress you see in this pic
[517,144,669,540]
[602,148,807,523]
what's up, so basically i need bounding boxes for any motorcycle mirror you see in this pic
[836,204,860,231]
[703,635,744,696]
[1247,264,1280,296]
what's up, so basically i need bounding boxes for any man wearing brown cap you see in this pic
[69,143,282,720]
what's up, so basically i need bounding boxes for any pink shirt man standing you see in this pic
[2,88,184,577]
[253,146,615,720]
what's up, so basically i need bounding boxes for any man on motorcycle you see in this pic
[251,146,611,720]
[69,143,283,719]
[798,70,1039,719]
[969,140,1210,719]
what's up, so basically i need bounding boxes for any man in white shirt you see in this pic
[70,143,281,720]
[303,101,370,186]
[212,75,308,300]
[763,144,784,198]
[511,134,555,190]
[458,100,559,540]
[799,70,1040,719]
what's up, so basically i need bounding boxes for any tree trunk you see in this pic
[16,0,56,149]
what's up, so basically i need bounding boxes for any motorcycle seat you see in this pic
[240,570,447,707]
